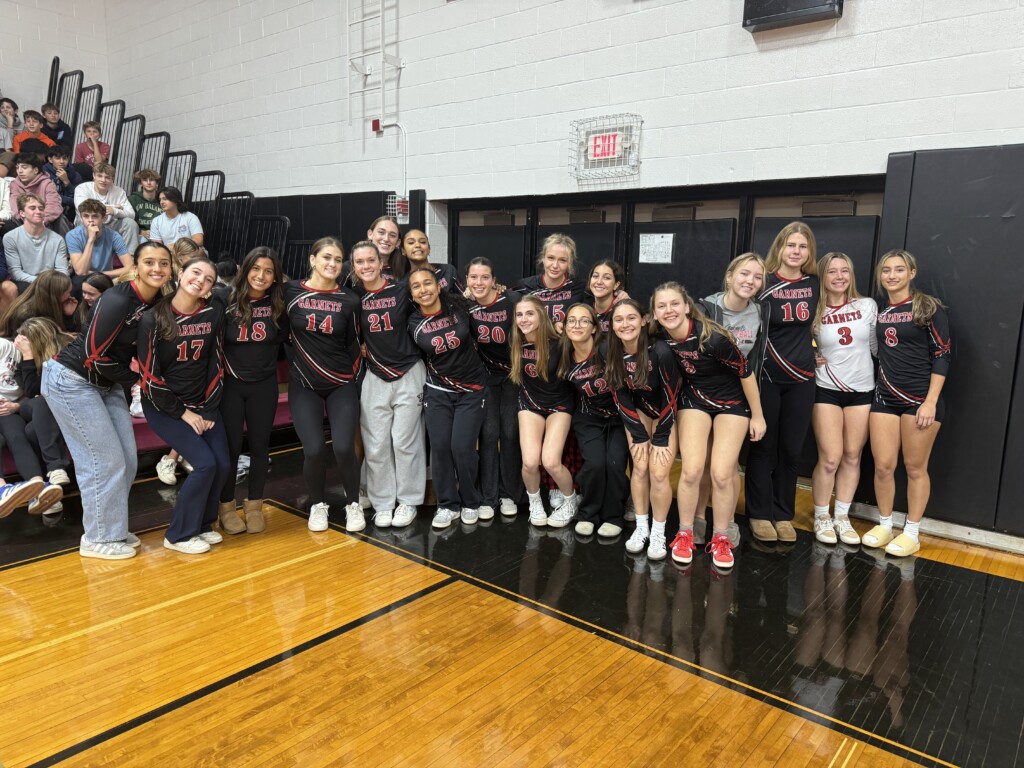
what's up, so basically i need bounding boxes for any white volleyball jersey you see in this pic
[814,297,877,392]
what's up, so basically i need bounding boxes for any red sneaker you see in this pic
[670,529,695,565]
[706,532,734,569]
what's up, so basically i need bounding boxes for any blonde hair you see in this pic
[765,221,817,275]
[16,317,68,370]
[875,249,944,326]
[510,295,558,385]
[814,252,863,332]
[537,233,577,278]
[723,252,766,293]
[650,281,733,351]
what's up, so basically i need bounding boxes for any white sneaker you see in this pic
[28,483,63,515]
[126,532,141,548]
[80,538,137,560]
[156,455,178,485]
[834,516,861,546]
[814,515,838,544]
[308,502,330,532]
[163,536,211,554]
[130,384,143,418]
[432,507,459,529]
[528,498,547,527]
[625,527,648,554]
[575,520,595,536]
[358,488,371,509]
[345,502,366,532]
[41,501,63,527]
[547,501,574,528]
[647,529,667,560]
[393,504,417,527]
[375,509,393,528]
[461,507,479,524]
[47,468,71,486]
[199,530,224,545]
[549,489,565,509]
[499,497,518,516]
[478,505,495,521]
[597,522,622,537]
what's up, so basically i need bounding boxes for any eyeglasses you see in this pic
[565,318,593,327]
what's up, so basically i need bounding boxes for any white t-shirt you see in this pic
[150,211,203,245]
[814,297,877,392]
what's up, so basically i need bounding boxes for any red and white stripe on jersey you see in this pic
[814,297,877,393]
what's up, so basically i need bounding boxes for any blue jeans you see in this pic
[143,402,230,543]
[41,360,137,544]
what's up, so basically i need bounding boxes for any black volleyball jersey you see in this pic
[137,298,224,419]
[57,281,158,388]
[664,319,750,413]
[613,340,680,447]
[565,349,617,419]
[758,273,819,383]
[875,298,951,407]
[409,307,487,393]
[518,339,574,413]
[285,281,361,390]
[407,262,463,294]
[356,278,421,381]
[594,305,613,334]
[223,295,287,382]
[468,290,519,381]
[514,274,591,324]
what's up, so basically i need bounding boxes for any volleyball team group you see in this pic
[43,215,950,565]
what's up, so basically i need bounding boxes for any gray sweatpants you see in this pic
[360,361,427,511]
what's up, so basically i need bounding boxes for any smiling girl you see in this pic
[401,229,461,293]
[588,259,629,333]
[515,233,591,328]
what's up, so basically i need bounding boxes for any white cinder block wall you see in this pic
[1,0,110,115]
[23,0,1024,255]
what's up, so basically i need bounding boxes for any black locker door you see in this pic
[454,225,528,289]
[535,223,621,283]
[751,216,879,294]
[629,220,737,306]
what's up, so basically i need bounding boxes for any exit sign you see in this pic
[587,132,623,161]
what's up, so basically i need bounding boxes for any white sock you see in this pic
[879,515,894,532]
[834,500,852,519]
[651,519,666,537]
[527,490,541,503]
[563,492,577,507]
[814,504,831,519]
[903,520,920,540]
[634,515,650,534]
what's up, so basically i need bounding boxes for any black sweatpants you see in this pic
[0,410,43,480]
[20,397,68,472]
[288,379,359,506]
[478,378,523,507]
[423,386,486,511]
[744,378,815,522]
[573,411,629,525]
[219,374,278,504]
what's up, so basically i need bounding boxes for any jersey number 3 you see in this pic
[837,327,852,346]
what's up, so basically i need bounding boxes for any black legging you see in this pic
[219,374,278,504]
[0,409,43,480]
[478,378,523,506]
[423,386,486,510]
[288,378,359,506]
[573,411,629,525]
[744,378,815,522]
[20,397,68,473]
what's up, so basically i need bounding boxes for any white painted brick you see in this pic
[635,34,696,71]
[721,115,791,152]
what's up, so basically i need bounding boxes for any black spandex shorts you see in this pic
[871,397,944,423]
[681,398,750,418]
[517,396,572,418]
[815,387,873,408]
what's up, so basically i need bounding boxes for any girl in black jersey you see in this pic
[606,299,680,561]
[510,295,578,528]
[864,250,950,558]
[514,233,591,329]
[466,256,523,518]
[589,259,630,334]
[401,229,461,293]
[138,257,228,555]
[408,267,488,530]
[559,303,628,537]
[41,242,173,560]
[286,237,362,534]
[746,221,819,545]
[351,240,426,530]
[217,246,286,536]
[651,282,766,570]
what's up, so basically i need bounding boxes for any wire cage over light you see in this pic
[568,113,643,182]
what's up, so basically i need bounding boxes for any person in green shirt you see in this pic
[129,168,162,240]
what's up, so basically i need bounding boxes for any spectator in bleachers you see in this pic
[0,98,22,151]
[44,145,81,221]
[72,121,109,181]
[2,194,69,295]
[40,103,74,149]
[0,172,12,231]
[128,169,161,240]
[12,111,55,154]
[149,187,203,247]
[9,155,64,229]
[76,272,113,327]
[216,257,237,287]
[0,270,79,335]
[67,199,132,281]
[73,161,139,253]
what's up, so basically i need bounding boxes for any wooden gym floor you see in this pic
[0,446,1021,767]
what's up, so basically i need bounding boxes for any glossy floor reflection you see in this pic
[1,445,1021,767]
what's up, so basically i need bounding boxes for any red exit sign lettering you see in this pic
[588,132,623,161]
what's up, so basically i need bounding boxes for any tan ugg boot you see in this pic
[244,498,265,534]
[218,500,246,534]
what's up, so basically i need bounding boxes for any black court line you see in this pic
[0,523,171,574]
[29,576,455,768]
[268,501,952,768]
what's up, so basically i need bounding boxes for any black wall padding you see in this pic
[877,152,915,253]
[997,309,1024,534]
[751,215,879,296]
[455,226,527,288]
[535,223,620,283]
[888,144,1024,530]
[255,192,390,250]
[629,220,737,307]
